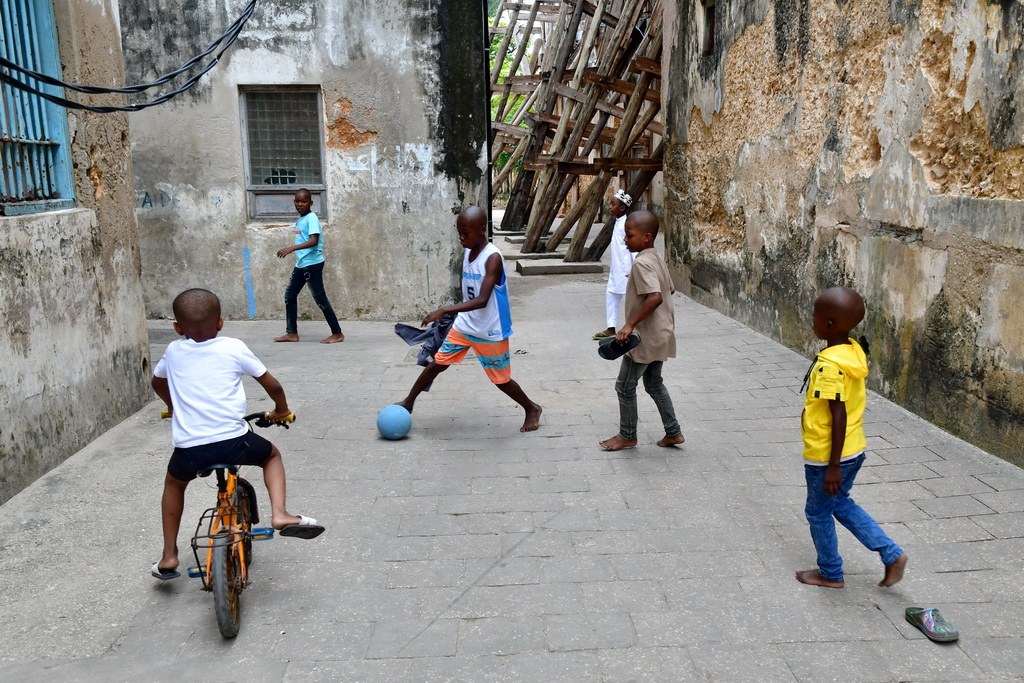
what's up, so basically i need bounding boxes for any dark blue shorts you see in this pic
[167,432,274,482]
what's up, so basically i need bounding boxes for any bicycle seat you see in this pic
[197,463,239,477]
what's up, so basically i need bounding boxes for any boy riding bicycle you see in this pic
[150,288,324,580]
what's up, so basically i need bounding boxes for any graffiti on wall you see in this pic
[136,189,180,209]
[341,144,434,187]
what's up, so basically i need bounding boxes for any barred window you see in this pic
[241,87,325,219]
[1,0,75,215]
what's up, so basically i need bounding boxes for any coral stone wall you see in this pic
[664,0,1024,464]
[0,0,149,503]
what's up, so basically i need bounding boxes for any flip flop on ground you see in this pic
[279,515,325,539]
[151,562,180,580]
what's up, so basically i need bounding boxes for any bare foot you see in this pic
[795,569,844,588]
[274,333,300,342]
[599,435,637,451]
[321,332,345,344]
[396,399,414,414]
[521,404,542,432]
[657,434,685,447]
[879,552,908,587]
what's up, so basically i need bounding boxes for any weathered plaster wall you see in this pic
[119,0,488,321]
[0,0,149,503]
[665,0,1024,464]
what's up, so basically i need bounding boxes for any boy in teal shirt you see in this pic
[274,189,345,344]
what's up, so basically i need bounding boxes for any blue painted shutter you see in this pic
[1,0,75,214]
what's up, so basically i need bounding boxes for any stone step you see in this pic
[504,234,556,244]
[502,251,566,261]
[515,260,604,276]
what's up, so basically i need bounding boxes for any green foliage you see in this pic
[493,150,523,174]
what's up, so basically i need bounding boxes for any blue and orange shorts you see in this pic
[434,328,512,384]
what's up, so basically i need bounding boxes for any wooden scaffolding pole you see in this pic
[490,0,665,266]
[522,0,661,252]
[500,0,585,233]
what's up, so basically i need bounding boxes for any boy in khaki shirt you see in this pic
[600,211,685,451]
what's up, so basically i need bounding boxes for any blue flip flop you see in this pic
[151,562,180,580]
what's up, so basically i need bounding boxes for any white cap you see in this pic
[614,189,632,207]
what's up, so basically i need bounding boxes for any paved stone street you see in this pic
[1,262,1023,682]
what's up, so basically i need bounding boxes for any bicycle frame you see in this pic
[190,467,249,591]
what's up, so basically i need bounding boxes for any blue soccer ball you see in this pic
[377,404,412,440]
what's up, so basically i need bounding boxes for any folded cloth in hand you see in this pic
[394,314,455,391]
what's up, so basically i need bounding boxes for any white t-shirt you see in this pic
[153,336,267,448]
[607,214,634,294]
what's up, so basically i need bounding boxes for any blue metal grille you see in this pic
[0,0,74,214]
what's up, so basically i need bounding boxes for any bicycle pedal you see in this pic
[251,527,275,540]
[187,566,206,578]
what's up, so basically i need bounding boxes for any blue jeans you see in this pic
[804,454,904,581]
[284,262,341,335]
[615,356,681,441]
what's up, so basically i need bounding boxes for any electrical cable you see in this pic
[0,0,256,113]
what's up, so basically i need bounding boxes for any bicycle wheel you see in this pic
[211,537,241,638]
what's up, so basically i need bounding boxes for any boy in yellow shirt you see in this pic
[796,287,907,589]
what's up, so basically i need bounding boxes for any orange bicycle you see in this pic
[163,410,294,638]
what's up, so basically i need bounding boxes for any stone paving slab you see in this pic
[1,271,1023,681]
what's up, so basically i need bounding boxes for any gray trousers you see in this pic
[615,356,681,441]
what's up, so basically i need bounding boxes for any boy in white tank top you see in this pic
[397,207,542,433]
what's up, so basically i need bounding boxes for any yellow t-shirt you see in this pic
[801,339,868,463]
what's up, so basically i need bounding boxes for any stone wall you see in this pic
[664,0,1024,464]
[0,0,149,503]
[119,0,489,322]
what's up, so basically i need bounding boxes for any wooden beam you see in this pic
[489,26,545,36]
[580,1,619,28]
[491,121,530,137]
[552,83,587,103]
[491,83,543,94]
[501,1,560,11]
[522,158,661,176]
[503,75,543,84]
[535,112,619,146]
[595,157,662,171]
[556,161,601,175]
[629,56,661,76]
[581,69,661,103]
[590,99,665,136]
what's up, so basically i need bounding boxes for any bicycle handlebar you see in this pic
[159,409,296,428]
[245,412,296,429]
